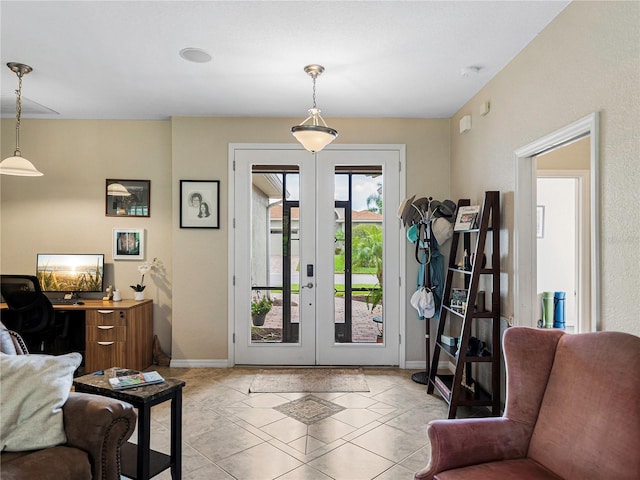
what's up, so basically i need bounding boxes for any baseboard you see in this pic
[405,360,451,371]
[169,359,229,368]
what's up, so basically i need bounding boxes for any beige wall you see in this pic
[449,1,640,335]
[170,116,450,363]
[1,116,450,364]
[0,120,174,350]
[536,136,590,170]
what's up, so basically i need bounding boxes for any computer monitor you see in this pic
[36,253,105,293]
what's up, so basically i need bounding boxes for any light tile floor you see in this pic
[124,367,484,480]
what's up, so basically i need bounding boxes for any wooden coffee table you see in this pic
[73,369,185,479]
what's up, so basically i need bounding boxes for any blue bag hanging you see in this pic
[553,291,566,329]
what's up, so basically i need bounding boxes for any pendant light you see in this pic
[291,64,338,153]
[0,62,43,176]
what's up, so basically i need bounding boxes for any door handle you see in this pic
[301,282,314,289]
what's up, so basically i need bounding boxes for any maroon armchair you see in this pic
[415,327,640,480]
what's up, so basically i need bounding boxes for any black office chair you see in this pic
[0,274,63,354]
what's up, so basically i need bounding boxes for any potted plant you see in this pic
[251,292,273,326]
[130,258,157,300]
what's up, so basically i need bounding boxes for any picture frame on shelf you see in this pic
[180,180,220,229]
[450,288,468,310]
[454,205,481,231]
[536,205,545,238]
[105,179,150,217]
[113,228,145,260]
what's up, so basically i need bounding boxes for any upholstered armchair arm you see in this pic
[63,392,137,480]
[414,417,531,479]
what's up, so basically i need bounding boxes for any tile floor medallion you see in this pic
[274,395,346,425]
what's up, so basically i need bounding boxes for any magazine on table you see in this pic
[108,370,165,390]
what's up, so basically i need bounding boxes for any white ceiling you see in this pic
[1,1,570,121]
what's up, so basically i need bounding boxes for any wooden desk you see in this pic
[1,299,154,372]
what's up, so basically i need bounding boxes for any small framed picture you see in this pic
[451,288,468,310]
[180,180,220,229]
[536,206,545,238]
[113,228,145,260]
[106,179,150,217]
[454,205,481,231]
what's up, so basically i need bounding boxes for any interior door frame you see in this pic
[514,112,600,332]
[227,143,407,367]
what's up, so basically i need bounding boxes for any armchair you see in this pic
[0,325,137,480]
[415,327,640,480]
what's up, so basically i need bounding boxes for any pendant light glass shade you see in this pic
[1,62,43,177]
[291,65,338,153]
[107,182,131,196]
[292,115,338,153]
[0,156,43,176]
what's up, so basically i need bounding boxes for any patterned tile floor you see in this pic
[124,367,487,480]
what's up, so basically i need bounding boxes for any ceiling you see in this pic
[1,1,570,121]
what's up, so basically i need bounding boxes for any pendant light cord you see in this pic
[14,71,23,157]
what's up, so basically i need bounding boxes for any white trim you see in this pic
[228,143,407,367]
[514,113,600,331]
[170,359,230,368]
[405,360,450,371]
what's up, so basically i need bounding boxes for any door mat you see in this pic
[249,368,370,393]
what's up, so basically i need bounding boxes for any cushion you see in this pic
[435,458,562,479]
[0,352,82,451]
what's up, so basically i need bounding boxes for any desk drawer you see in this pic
[87,325,126,342]
[85,341,126,373]
[86,309,127,327]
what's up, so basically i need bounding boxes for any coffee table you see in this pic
[73,369,185,479]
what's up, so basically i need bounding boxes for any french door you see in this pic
[231,144,403,365]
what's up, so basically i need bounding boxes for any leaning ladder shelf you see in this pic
[427,191,501,418]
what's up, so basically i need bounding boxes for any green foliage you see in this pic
[351,224,383,286]
[366,183,383,214]
[366,285,383,312]
[251,292,273,316]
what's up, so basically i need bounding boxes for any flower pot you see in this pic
[252,314,266,326]
[134,291,145,301]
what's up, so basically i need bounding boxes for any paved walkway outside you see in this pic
[256,294,383,343]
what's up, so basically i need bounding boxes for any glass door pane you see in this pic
[333,169,383,344]
[250,167,300,344]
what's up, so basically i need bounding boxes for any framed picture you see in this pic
[454,205,481,231]
[450,288,468,310]
[180,180,220,229]
[106,179,150,217]
[537,206,545,238]
[113,228,145,260]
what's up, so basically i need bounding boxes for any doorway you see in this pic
[514,113,600,331]
[230,144,404,365]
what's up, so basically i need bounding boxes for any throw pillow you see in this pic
[0,352,82,452]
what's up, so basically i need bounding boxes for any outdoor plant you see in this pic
[366,285,383,312]
[251,292,273,317]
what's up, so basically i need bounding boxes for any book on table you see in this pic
[108,370,165,390]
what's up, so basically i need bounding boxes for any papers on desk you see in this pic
[108,371,165,390]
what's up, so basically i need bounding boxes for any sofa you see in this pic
[415,327,640,480]
[0,325,137,480]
